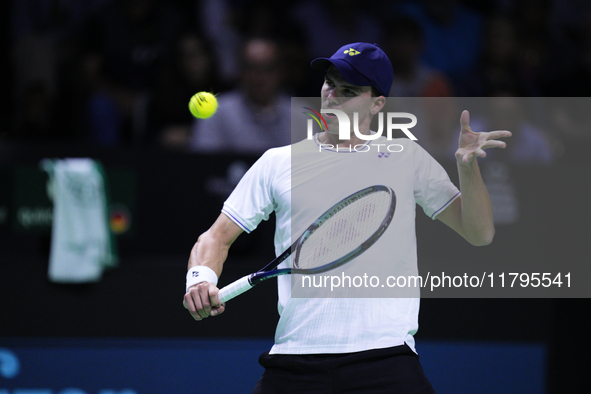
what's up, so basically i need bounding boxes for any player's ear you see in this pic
[371,96,386,115]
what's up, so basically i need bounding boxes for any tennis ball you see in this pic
[189,92,218,119]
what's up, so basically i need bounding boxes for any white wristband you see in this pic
[186,266,218,293]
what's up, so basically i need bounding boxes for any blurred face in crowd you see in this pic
[125,0,156,24]
[178,34,212,85]
[485,17,518,66]
[241,39,283,106]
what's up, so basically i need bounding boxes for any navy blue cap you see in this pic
[310,42,393,97]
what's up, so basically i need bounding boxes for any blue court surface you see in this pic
[419,340,546,394]
[0,337,545,393]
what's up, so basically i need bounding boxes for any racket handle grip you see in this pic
[218,275,253,303]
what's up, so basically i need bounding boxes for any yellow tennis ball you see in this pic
[189,92,218,119]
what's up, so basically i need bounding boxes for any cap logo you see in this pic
[343,48,361,56]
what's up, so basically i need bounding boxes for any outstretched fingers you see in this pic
[480,130,511,150]
[485,130,512,141]
[482,138,507,150]
[457,110,512,165]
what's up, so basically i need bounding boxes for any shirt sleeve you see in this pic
[221,150,276,233]
[412,142,460,219]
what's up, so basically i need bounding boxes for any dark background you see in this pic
[2,0,591,393]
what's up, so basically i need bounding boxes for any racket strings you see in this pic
[295,190,392,269]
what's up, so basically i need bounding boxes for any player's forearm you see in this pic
[187,213,244,278]
[457,160,495,246]
[187,232,230,278]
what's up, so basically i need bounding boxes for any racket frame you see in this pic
[218,185,396,303]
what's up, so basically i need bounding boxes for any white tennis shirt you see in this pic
[222,135,460,355]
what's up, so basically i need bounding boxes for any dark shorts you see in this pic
[252,344,436,394]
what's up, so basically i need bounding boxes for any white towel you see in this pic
[42,158,117,283]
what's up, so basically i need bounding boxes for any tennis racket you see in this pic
[218,185,396,303]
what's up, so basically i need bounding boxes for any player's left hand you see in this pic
[455,110,512,166]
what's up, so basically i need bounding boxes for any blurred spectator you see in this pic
[9,0,591,154]
[10,0,110,143]
[456,15,536,97]
[10,0,110,101]
[234,0,297,45]
[233,0,315,97]
[511,0,553,92]
[396,0,484,84]
[542,5,591,96]
[289,0,383,62]
[148,30,226,149]
[189,37,294,154]
[79,0,186,146]
[546,0,591,72]
[538,5,591,161]
[13,81,57,142]
[198,0,242,85]
[198,0,320,96]
[287,0,385,96]
[383,15,454,97]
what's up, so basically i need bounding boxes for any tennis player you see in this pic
[184,42,511,393]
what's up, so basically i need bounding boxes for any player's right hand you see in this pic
[183,281,225,320]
